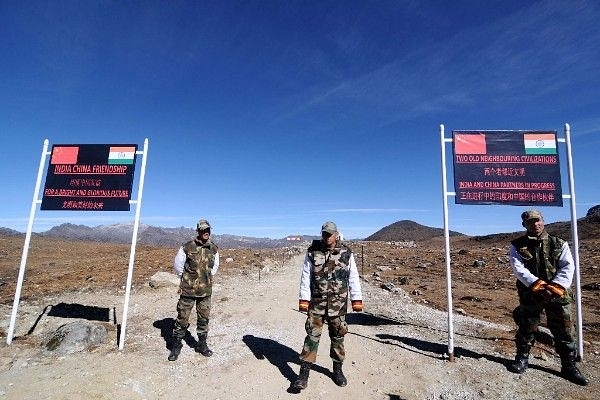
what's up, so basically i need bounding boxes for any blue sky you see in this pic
[1,1,599,239]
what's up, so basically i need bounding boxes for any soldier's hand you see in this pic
[351,300,363,312]
[530,279,547,294]
[546,282,566,298]
[298,299,309,313]
[530,279,551,302]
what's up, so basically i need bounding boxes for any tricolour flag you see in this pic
[523,133,556,155]
[108,146,136,165]
[51,146,79,164]
[454,133,487,154]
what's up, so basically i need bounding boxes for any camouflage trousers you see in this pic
[513,289,575,354]
[299,313,349,363]
[173,295,212,339]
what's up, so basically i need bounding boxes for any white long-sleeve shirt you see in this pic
[298,252,362,302]
[173,246,220,278]
[509,241,574,289]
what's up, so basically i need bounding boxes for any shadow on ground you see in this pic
[242,334,333,394]
[26,302,115,336]
[346,312,402,326]
[375,333,563,378]
[153,318,202,351]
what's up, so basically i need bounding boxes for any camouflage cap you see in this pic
[321,221,338,234]
[521,210,543,222]
[196,219,211,230]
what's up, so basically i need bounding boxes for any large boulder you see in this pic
[45,321,108,355]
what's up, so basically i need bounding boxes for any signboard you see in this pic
[452,130,562,206]
[41,144,137,211]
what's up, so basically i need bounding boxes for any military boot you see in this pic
[508,336,531,374]
[560,352,589,386]
[195,334,213,357]
[507,352,530,374]
[168,338,183,361]
[332,361,347,387]
[293,361,311,390]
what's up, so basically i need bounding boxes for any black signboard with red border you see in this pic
[41,144,138,211]
[452,131,562,206]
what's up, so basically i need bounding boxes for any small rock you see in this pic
[148,271,180,288]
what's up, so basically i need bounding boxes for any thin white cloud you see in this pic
[571,118,600,136]
[277,1,600,127]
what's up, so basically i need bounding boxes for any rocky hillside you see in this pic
[365,220,464,242]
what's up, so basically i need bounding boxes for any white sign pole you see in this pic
[119,138,149,350]
[7,139,50,344]
[561,123,584,359]
[439,124,455,361]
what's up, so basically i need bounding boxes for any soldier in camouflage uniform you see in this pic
[168,219,220,361]
[293,221,363,390]
[508,210,588,385]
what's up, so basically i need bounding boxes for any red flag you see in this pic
[51,146,79,164]
[454,134,487,154]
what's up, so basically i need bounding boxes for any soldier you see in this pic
[293,221,363,390]
[508,210,588,385]
[168,219,220,361]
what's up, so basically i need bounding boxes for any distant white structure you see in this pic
[338,232,344,241]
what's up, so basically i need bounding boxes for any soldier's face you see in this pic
[523,218,544,236]
[197,228,211,242]
[322,231,337,248]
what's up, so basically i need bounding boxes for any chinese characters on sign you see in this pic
[452,131,562,206]
[41,144,138,211]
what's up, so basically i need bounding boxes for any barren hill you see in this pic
[365,220,464,242]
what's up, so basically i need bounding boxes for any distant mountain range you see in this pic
[39,223,320,249]
[0,223,321,249]
[1,205,598,248]
[0,220,455,248]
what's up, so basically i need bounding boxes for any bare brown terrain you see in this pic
[2,232,599,354]
[0,231,599,399]
[356,235,600,355]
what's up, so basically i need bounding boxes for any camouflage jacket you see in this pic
[179,239,219,297]
[304,240,354,317]
[510,231,566,291]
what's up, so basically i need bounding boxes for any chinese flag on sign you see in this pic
[454,133,487,155]
[50,146,79,164]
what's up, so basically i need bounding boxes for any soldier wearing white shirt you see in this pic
[293,221,363,390]
[508,210,587,385]
[168,219,219,361]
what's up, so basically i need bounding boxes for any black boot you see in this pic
[168,338,183,361]
[560,352,589,386]
[507,352,530,374]
[332,361,347,387]
[293,361,311,390]
[508,334,532,374]
[195,334,213,357]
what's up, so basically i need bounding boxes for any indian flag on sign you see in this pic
[108,146,136,164]
[523,133,556,155]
